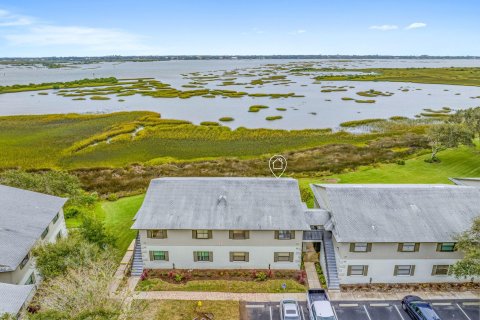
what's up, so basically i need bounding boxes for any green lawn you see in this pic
[137,278,306,293]
[66,194,145,253]
[299,145,480,205]
[138,300,239,320]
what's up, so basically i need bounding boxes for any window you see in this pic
[437,242,456,252]
[194,251,212,262]
[394,265,415,276]
[432,265,451,276]
[350,243,372,252]
[147,230,168,239]
[52,213,59,224]
[19,254,29,270]
[398,243,419,252]
[229,230,249,240]
[230,252,249,262]
[193,230,212,239]
[149,251,169,261]
[347,265,368,276]
[25,272,35,285]
[56,231,63,240]
[275,230,295,240]
[41,226,49,239]
[274,252,294,262]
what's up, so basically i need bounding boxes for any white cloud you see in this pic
[405,22,427,30]
[0,8,162,54]
[288,29,307,35]
[369,25,398,31]
[0,9,34,27]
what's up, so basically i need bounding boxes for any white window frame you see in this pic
[353,243,368,252]
[349,265,367,276]
[195,230,210,239]
[396,265,413,276]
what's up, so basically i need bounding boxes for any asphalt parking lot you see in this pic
[240,299,479,320]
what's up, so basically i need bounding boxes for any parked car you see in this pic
[280,299,301,320]
[306,289,337,320]
[402,295,442,320]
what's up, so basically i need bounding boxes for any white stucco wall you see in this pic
[331,238,473,284]
[139,230,303,270]
[0,209,67,285]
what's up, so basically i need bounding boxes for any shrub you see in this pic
[64,206,83,219]
[396,160,406,165]
[174,274,184,282]
[255,272,267,281]
[106,193,118,201]
[79,215,116,249]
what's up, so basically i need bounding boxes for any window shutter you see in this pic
[436,243,442,252]
[349,243,355,252]
[147,230,152,238]
[274,252,279,262]
[149,251,154,261]
[289,252,294,262]
[245,231,250,239]
[230,252,234,262]
[431,265,437,276]
[163,230,168,239]
[192,230,197,239]
[229,231,234,239]
[414,243,420,252]
[245,252,249,262]
[291,231,295,239]
[394,265,399,276]
[274,231,279,239]
[366,243,372,252]
[410,265,415,276]
[363,265,369,276]
[208,230,213,239]
[209,252,213,262]
[164,251,169,261]
[397,243,403,252]
[347,266,352,276]
[193,251,198,262]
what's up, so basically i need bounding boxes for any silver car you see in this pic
[280,299,302,320]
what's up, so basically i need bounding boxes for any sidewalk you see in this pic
[304,262,321,289]
[328,290,480,301]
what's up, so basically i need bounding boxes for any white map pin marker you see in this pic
[269,155,287,178]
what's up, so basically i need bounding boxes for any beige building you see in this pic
[311,184,480,289]
[131,177,310,275]
[0,184,67,285]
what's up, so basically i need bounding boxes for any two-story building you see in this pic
[310,184,480,289]
[131,177,310,274]
[0,184,67,318]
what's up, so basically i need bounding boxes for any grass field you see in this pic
[139,300,239,320]
[137,278,306,293]
[314,67,480,86]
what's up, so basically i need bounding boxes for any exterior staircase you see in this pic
[131,233,144,277]
[323,231,340,290]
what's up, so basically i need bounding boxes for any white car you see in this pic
[310,301,336,320]
[280,299,302,320]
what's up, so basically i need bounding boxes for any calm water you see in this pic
[0,59,479,129]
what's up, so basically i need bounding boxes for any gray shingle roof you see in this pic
[450,177,480,187]
[311,184,480,242]
[0,184,67,271]
[0,283,34,316]
[132,177,310,230]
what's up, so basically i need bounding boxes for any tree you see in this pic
[449,107,480,138]
[426,123,474,162]
[79,215,117,249]
[450,217,480,279]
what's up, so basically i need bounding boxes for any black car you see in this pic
[401,295,442,320]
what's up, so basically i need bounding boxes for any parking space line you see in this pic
[432,302,452,306]
[332,306,339,320]
[300,306,306,320]
[269,305,273,320]
[363,304,373,320]
[370,303,390,307]
[456,303,472,320]
[394,305,406,320]
[463,302,480,306]
[245,304,264,308]
[339,303,359,307]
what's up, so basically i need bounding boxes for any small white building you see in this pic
[310,184,480,289]
[131,177,310,274]
[0,184,68,285]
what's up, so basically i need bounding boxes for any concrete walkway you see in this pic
[109,239,135,295]
[328,290,480,301]
[304,262,322,289]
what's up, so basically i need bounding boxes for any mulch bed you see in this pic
[341,282,480,292]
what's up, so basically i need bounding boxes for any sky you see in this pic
[0,0,479,57]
